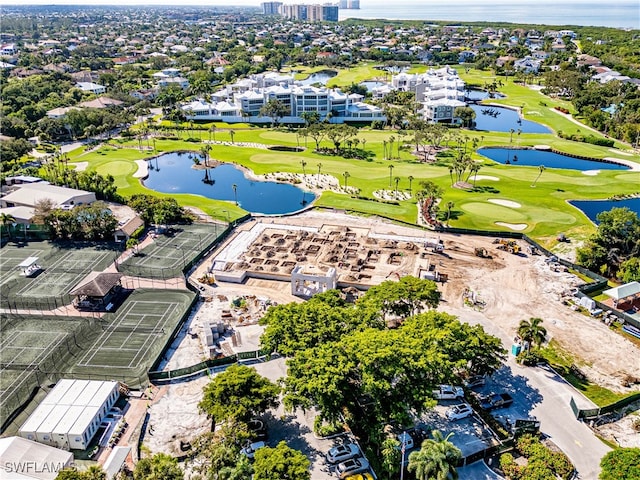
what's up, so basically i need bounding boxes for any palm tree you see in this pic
[394,176,400,198]
[518,317,547,349]
[232,183,238,205]
[1,213,16,240]
[209,125,216,143]
[446,201,455,226]
[408,430,462,480]
[382,140,388,160]
[531,164,545,187]
[317,162,323,181]
[408,175,414,194]
[300,159,307,176]
[200,145,211,167]
[229,129,236,144]
[342,171,350,189]
[388,164,394,187]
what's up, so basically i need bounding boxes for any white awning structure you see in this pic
[17,257,39,268]
[603,281,640,301]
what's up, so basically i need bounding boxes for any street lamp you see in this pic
[222,210,230,224]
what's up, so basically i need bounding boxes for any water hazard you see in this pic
[470,104,551,133]
[478,148,628,171]
[570,198,640,223]
[143,152,316,215]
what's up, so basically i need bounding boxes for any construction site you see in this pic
[209,221,448,292]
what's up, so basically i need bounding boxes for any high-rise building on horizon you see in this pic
[261,2,283,15]
[280,3,339,21]
[339,0,360,8]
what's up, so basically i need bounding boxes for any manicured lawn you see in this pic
[64,67,640,237]
[327,62,387,87]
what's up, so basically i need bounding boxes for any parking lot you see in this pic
[416,400,499,459]
[253,358,372,479]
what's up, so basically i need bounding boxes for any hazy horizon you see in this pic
[5,0,631,5]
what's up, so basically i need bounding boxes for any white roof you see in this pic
[41,379,75,405]
[603,281,640,301]
[68,406,100,436]
[0,437,73,480]
[17,257,39,268]
[75,381,103,406]
[20,380,118,437]
[2,183,95,208]
[18,403,56,433]
[0,206,34,221]
[103,446,131,479]
[37,405,71,433]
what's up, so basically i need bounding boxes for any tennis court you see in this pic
[73,289,194,375]
[0,316,99,427]
[118,223,225,278]
[0,242,120,309]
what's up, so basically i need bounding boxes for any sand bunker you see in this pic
[134,159,149,178]
[495,222,527,231]
[582,170,601,176]
[72,161,89,171]
[472,175,500,181]
[489,199,521,208]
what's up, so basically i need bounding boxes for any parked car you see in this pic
[240,441,265,459]
[344,474,374,480]
[432,385,464,400]
[396,431,414,451]
[464,375,487,389]
[446,403,474,421]
[479,393,514,410]
[336,457,370,479]
[326,443,360,464]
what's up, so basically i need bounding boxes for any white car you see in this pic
[432,385,464,400]
[326,443,360,464]
[240,441,265,459]
[336,457,370,479]
[446,403,474,421]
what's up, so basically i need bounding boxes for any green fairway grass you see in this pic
[63,67,640,241]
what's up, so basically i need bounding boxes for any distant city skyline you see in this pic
[4,0,620,5]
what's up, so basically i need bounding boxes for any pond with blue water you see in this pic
[360,81,387,91]
[478,148,629,171]
[464,90,505,101]
[570,198,640,224]
[470,104,551,133]
[143,152,316,215]
[297,70,337,85]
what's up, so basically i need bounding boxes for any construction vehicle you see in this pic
[474,247,491,258]
[494,239,521,254]
[425,238,445,253]
[527,245,540,256]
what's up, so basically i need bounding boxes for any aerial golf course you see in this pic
[65,66,640,247]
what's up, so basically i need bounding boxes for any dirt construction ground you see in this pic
[205,210,639,391]
[144,210,640,460]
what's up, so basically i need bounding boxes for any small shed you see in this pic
[603,281,640,308]
[17,256,42,277]
[70,272,123,310]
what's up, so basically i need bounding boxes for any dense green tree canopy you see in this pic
[133,453,182,480]
[253,441,311,480]
[259,289,383,356]
[199,364,280,426]
[599,447,640,480]
[577,207,640,280]
[358,276,441,321]
[284,310,505,425]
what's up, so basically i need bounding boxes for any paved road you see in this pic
[442,306,610,478]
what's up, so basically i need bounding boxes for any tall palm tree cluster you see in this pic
[408,430,462,480]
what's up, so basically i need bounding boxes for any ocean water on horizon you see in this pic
[339,1,639,28]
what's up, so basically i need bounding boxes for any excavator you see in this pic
[493,239,521,254]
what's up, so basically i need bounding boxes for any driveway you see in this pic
[442,306,611,478]
[458,460,505,480]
